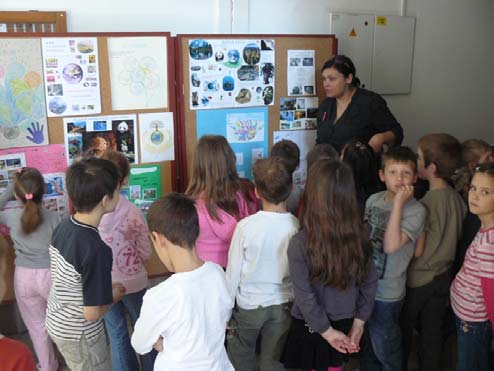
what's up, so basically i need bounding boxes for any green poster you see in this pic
[124,164,162,213]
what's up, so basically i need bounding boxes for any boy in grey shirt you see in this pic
[360,147,426,371]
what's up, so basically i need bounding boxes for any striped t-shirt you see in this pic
[451,227,494,322]
[46,216,113,341]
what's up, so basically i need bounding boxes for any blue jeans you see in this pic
[455,315,492,371]
[104,289,157,371]
[360,300,403,371]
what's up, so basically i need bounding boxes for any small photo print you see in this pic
[305,118,317,129]
[280,111,294,122]
[302,57,314,66]
[47,84,63,96]
[93,121,108,131]
[289,58,301,66]
[296,99,306,110]
[251,148,264,163]
[304,86,314,95]
[142,188,157,200]
[130,185,141,199]
[0,160,5,170]
[6,158,22,168]
[292,120,302,129]
[280,98,296,111]
[294,111,306,120]
[280,122,291,130]
[307,108,318,118]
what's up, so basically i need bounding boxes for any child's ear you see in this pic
[254,187,260,199]
[379,169,385,182]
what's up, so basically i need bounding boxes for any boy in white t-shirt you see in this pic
[226,157,300,371]
[131,193,234,371]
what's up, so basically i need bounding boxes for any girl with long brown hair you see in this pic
[282,159,378,371]
[186,135,257,267]
[0,167,61,371]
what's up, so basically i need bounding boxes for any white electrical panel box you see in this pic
[329,13,415,95]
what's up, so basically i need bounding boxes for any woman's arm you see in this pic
[369,92,403,152]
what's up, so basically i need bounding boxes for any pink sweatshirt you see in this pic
[195,192,256,267]
[99,197,152,294]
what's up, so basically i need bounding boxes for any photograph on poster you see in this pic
[279,97,319,130]
[63,115,138,164]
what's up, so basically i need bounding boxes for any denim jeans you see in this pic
[455,315,492,371]
[104,289,157,371]
[360,300,403,371]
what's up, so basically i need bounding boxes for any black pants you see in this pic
[400,270,451,371]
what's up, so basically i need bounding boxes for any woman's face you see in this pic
[322,67,353,99]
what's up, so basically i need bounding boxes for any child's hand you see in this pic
[321,327,350,354]
[345,318,365,353]
[112,283,126,302]
[394,185,414,206]
[153,336,164,352]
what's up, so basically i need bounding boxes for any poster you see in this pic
[279,97,318,130]
[124,164,162,213]
[197,107,268,179]
[0,38,49,149]
[108,37,168,110]
[41,37,101,117]
[287,50,316,96]
[63,114,138,165]
[273,129,317,187]
[138,112,174,163]
[0,146,69,218]
[189,39,275,110]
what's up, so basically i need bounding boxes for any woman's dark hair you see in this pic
[322,55,361,87]
[13,168,45,234]
[301,159,371,290]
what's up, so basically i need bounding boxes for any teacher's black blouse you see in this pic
[316,88,403,153]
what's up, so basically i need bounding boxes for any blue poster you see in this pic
[196,107,268,179]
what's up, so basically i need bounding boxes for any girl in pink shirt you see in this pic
[186,135,258,267]
[99,151,156,371]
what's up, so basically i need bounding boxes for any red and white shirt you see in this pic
[451,227,494,322]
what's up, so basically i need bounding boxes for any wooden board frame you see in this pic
[0,11,67,33]
[175,34,337,190]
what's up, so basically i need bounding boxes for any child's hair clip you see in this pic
[25,193,33,200]
[17,168,23,173]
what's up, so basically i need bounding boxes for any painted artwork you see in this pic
[41,37,101,117]
[0,38,49,149]
[196,108,268,179]
[108,37,168,110]
[63,115,138,165]
[138,112,174,163]
[189,39,275,110]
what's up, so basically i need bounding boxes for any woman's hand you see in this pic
[321,326,350,353]
[368,133,386,153]
[346,318,365,353]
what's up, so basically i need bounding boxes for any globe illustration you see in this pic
[62,63,83,84]
[151,130,164,145]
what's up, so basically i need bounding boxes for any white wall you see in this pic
[4,0,494,145]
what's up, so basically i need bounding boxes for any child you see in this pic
[0,168,61,371]
[131,193,234,371]
[401,133,467,371]
[270,139,302,214]
[282,159,379,371]
[451,162,494,371]
[306,143,339,170]
[0,333,36,371]
[186,135,256,267]
[341,140,381,212]
[226,157,300,371]
[360,146,427,371]
[99,150,155,371]
[45,158,126,371]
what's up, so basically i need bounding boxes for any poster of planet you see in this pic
[41,37,101,117]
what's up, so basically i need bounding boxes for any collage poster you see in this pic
[273,129,317,188]
[108,36,168,110]
[125,164,162,214]
[287,49,316,96]
[189,39,275,110]
[0,38,49,149]
[63,114,138,165]
[138,112,174,163]
[41,37,101,117]
[279,97,319,130]
[197,107,268,179]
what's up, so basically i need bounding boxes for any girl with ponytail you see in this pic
[0,167,61,371]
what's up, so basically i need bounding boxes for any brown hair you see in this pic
[13,168,45,234]
[381,146,418,173]
[147,192,199,249]
[270,139,300,174]
[252,157,292,204]
[186,135,242,221]
[418,133,462,180]
[301,159,370,289]
[306,143,339,170]
[100,150,130,185]
[462,139,492,170]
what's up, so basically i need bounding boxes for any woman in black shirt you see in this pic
[316,55,403,153]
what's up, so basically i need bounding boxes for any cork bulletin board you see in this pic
[175,34,336,188]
